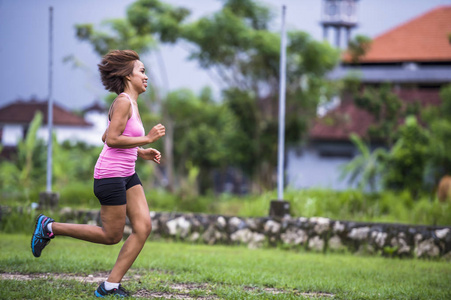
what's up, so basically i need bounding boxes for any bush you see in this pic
[58,181,98,208]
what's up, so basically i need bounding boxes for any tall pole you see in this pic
[46,6,53,192]
[277,5,287,200]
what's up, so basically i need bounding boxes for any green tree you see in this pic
[353,83,420,146]
[347,35,372,64]
[422,84,451,187]
[340,133,387,192]
[165,87,238,194]
[384,116,429,198]
[0,112,47,201]
[75,0,340,192]
[182,0,340,190]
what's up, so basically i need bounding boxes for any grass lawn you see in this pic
[0,233,450,299]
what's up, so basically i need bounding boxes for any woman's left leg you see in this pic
[106,184,152,283]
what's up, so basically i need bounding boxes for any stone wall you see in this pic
[55,208,451,259]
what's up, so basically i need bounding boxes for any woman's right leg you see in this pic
[52,205,126,245]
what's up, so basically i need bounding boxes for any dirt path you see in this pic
[1,272,334,299]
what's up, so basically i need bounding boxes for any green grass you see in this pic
[1,234,450,299]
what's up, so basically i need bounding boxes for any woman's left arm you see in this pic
[138,147,161,164]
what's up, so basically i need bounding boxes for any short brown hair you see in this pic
[98,50,140,94]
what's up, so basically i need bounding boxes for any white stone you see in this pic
[229,217,242,227]
[189,232,200,242]
[281,228,307,245]
[166,219,178,236]
[217,216,226,228]
[328,235,344,250]
[333,221,345,233]
[391,236,410,254]
[311,217,330,234]
[231,228,252,243]
[435,228,450,239]
[308,236,324,251]
[415,238,440,258]
[248,233,266,249]
[372,231,387,248]
[348,227,370,241]
[264,220,281,234]
[166,216,191,238]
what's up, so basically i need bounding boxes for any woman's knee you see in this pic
[134,219,152,239]
[102,229,124,245]
[105,233,123,245]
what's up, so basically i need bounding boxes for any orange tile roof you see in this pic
[344,6,451,63]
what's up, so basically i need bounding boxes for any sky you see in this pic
[1,0,451,110]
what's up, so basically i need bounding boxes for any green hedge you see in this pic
[2,187,450,226]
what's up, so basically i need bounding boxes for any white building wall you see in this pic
[1,124,23,146]
[1,110,108,147]
[286,147,356,190]
[36,125,105,146]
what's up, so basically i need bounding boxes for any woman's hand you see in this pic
[146,123,165,143]
[138,148,162,164]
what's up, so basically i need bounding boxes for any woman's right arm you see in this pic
[105,96,165,149]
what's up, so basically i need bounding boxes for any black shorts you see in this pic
[93,173,142,206]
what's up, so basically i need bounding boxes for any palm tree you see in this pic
[340,133,388,192]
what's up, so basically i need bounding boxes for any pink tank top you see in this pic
[94,93,145,179]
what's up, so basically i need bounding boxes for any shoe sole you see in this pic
[94,290,104,298]
[31,214,45,258]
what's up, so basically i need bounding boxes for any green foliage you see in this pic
[75,0,340,192]
[0,112,46,202]
[354,84,405,145]
[340,134,388,192]
[347,35,372,64]
[384,116,429,197]
[58,181,98,208]
[163,88,239,194]
[422,84,451,182]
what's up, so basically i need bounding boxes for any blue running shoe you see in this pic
[31,214,55,258]
[95,282,129,298]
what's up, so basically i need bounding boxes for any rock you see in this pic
[310,217,330,235]
[308,236,324,251]
[371,231,387,248]
[123,225,132,240]
[166,217,191,238]
[435,228,450,239]
[348,227,370,241]
[333,221,345,233]
[202,225,224,245]
[415,238,440,258]
[328,235,345,251]
[390,233,411,255]
[188,232,200,242]
[217,216,227,229]
[281,228,307,245]
[264,220,281,234]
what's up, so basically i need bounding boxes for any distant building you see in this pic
[0,98,107,149]
[287,5,451,190]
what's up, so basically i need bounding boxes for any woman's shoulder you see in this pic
[110,94,132,117]
[113,94,132,108]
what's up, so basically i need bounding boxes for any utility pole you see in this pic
[39,6,59,209]
[270,5,291,218]
[47,6,53,193]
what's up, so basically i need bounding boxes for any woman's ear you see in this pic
[125,75,131,81]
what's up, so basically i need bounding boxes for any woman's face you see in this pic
[128,60,148,94]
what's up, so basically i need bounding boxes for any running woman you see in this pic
[31,50,165,298]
